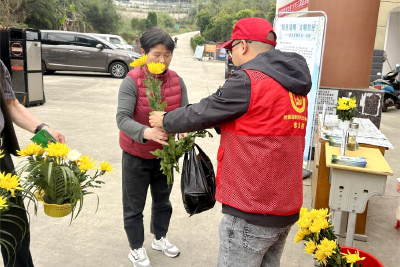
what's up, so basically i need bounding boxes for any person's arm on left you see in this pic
[6,99,65,143]
[1,60,65,143]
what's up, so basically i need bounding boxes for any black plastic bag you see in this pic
[181,144,216,216]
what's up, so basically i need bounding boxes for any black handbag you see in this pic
[181,144,216,216]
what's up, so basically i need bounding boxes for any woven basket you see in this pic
[43,202,73,218]
[35,191,74,218]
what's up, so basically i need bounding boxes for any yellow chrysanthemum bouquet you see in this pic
[295,208,365,266]
[335,97,357,122]
[130,55,212,186]
[16,143,113,220]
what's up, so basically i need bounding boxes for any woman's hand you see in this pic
[149,111,166,128]
[178,133,188,139]
[144,127,169,146]
[397,182,400,193]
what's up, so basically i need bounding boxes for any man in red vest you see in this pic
[150,17,312,267]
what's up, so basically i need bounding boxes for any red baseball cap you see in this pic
[217,17,277,49]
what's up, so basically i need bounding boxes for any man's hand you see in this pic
[149,111,166,128]
[144,127,169,146]
[44,126,66,143]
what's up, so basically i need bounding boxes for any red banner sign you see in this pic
[278,0,309,16]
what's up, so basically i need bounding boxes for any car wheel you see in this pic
[109,62,127,78]
[382,103,388,112]
[42,61,55,74]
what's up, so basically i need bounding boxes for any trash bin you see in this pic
[2,28,45,107]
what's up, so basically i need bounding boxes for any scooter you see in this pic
[374,63,400,112]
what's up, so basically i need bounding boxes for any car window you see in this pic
[110,37,122,45]
[43,32,75,45]
[75,35,101,48]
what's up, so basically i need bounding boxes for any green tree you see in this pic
[266,3,276,23]
[157,12,175,28]
[131,17,148,34]
[253,10,266,19]
[203,13,235,42]
[24,0,58,29]
[235,9,255,20]
[146,11,158,29]
[196,9,212,34]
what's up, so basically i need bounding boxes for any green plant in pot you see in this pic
[17,143,113,221]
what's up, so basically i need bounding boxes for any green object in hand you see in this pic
[31,129,57,148]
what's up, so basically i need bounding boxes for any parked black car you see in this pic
[225,54,235,79]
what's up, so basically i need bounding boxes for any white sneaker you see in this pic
[128,247,152,267]
[151,237,180,258]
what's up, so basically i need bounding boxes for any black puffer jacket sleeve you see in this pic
[163,70,251,133]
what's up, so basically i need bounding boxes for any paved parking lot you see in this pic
[4,31,400,267]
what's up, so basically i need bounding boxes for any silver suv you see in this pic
[41,30,140,78]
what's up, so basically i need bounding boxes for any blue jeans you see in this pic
[217,214,291,267]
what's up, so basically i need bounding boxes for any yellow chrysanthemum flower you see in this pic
[79,155,97,172]
[0,195,8,210]
[130,55,148,67]
[342,250,366,267]
[309,217,330,233]
[294,228,311,243]
[348,98,357,109]
[299,207,308,219]
[45,142,70,158]
[0,172,24,197]
[337,98,351,111]
[0,149,4,159]
[304,240,317,254]
[147,62,166,75]
[99,161,114,172]
[314,249,328,265]
[17,143,44,157]
[297,217,312,229]
[313,238,337,265]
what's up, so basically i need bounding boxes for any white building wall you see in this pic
[383,10,400,74]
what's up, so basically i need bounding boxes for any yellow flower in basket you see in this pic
[0,172,24,197]
[0,149,4,159]
[45,142,70,158]
[17,142,113,222]
[17,143,44,157]
[147,62,166,75]
[100,161,114,172]
[79,155,96,171]
[130,54,148,67]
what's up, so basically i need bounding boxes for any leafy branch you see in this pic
[143,70,213,186]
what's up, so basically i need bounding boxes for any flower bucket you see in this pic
[340,246,384,267]
[338,120,350,130]
[43,202,73,218]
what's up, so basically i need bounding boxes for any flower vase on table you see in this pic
[17,142,113,221]
[335,97,357,130]
[337,119,351,130]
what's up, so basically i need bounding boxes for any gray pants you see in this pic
[217,214,291,267]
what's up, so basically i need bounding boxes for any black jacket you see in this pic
[163,49,311,133]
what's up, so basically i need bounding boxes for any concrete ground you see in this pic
[2,31,400,267]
